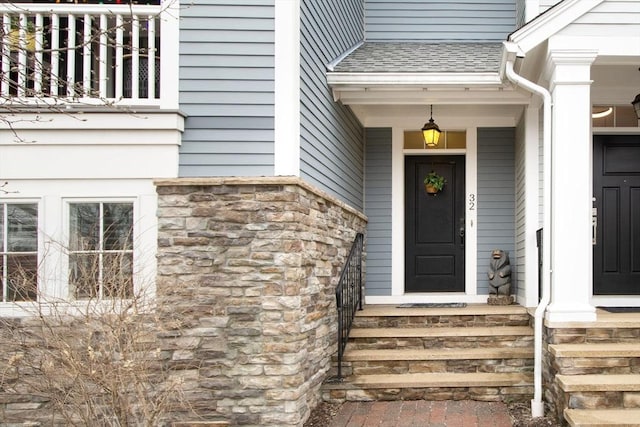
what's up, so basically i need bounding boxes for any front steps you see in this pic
[547,314,640,426]
[322,304,534,403]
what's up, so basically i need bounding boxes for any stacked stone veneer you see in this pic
[155,177,367,426]
[542,324,640,423]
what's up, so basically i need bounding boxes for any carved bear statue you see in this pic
[488,249,511,296]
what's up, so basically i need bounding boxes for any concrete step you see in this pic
[344,347,533,361]
[342,347,533,376]
[322,372,534,402]
[550,343,640,358]
[352,304,531,328]
[350,326,533,339]
[550,343,640,376]
[348,326,533,349]
[557,374,640,392]
[345,372,532,388]
[565,408,640,426]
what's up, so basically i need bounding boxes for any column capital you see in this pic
[543,49,598,89]
[547,49,598,66]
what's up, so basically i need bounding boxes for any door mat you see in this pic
[396,303,467,308]
[598,306,640,313]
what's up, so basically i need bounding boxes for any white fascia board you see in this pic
[327,72,503,87]
[509,0,604,53]
[335,89,530,106]
[0,112,185,132]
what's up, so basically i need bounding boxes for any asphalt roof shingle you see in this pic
[331,42,503,74]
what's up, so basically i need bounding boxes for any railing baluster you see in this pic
[99,14,107,98]
[66,13,76,98]
[147,15,156,99]
[131,15,139,99]
[1,14,9,97]
[82,14,91,97]
[50,13,60,97]
[17,14,27,97]
[34,14,44,95]
[115,14,123,99]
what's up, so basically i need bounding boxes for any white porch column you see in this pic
[546,50,598,323]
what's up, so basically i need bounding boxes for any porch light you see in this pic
[421,105,441,147]
[632,93,640,120]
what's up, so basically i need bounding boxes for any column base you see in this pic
[545,302,596,323]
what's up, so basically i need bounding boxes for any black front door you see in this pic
[593,135,640,295]
[405,155,465,292]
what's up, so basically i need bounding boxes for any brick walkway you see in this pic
[329,400,513,427]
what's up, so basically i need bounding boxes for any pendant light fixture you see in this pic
[421,105,441,147]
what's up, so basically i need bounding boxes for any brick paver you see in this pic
[329,400,512,427]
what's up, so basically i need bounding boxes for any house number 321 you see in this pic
[468,194,476,210]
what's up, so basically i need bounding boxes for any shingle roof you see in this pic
[330,42,503,74]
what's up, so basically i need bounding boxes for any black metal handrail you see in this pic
[333,232,364,380]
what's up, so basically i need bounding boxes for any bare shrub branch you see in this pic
[0,243,192,426]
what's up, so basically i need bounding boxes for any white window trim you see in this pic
[0,199,42,305]
[62,197,140,301]
[0,191,157,317]
[66,200,135,300]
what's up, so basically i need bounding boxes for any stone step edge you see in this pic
[323,372,533,390]
[343,347,533,361]
[549,343,640,358]
[564,408,640,427]
[557,374,640,392]
[349,326,533,338]
[355,304,528,317]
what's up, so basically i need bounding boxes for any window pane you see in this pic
[7,204,38,252]
[69,253,100,299]
[447,131,466,149]
[404,131,425,149]
[70,204,99,251]
[103,253,133,298]
[103,203,133,251]
[7,255,37,301]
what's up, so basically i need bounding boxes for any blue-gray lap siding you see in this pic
[477,128,516,295]
[363,127,516,297]
[300,0,365,210]
[364,128,393,296]
[365,0,517,42]
[179,0,275,177]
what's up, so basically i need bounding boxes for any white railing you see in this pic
[0,3,166,106]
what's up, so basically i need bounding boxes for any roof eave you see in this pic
[326,72,503,87]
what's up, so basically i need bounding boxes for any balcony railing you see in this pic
[0,2,169,106]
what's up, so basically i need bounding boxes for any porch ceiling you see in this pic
[348,104,526,129]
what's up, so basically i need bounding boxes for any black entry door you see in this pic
[405,155,465,292]
[593,135,640,295]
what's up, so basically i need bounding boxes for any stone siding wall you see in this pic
[542,325,640,423]
[155,177,367,426]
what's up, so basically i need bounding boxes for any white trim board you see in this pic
[390,127,478,301]
[274,0,301,176]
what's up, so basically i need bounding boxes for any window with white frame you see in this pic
[1,203,38,302]
[68,202,134,299]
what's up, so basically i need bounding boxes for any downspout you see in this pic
[502,41,552,418]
